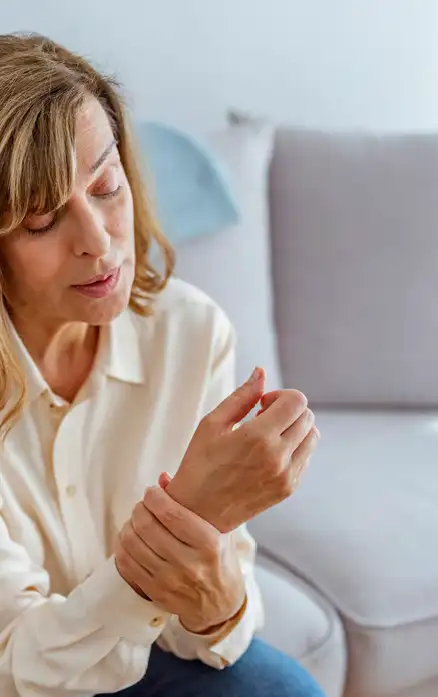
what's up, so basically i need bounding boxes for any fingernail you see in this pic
[248,367,262,384]
[314,427,321,440]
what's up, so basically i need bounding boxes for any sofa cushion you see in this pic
[249,409,438,697]
[174,121,282,391]
[136,121,240,244]
[270,128,438,406]
[255,555,346,697]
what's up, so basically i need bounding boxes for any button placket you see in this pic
[149,616,165,628]
[65,484,77,498]
[52,401,104,584]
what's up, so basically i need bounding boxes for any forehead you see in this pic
[74,98,115,177]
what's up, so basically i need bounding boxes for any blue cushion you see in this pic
[135,122,240,245]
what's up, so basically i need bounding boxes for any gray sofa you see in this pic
[175,119,438,697]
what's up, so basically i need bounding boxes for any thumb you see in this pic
[210,366,266,429]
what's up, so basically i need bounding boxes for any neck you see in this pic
[11,313,99,403]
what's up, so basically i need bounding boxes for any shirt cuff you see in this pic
[74,555,170,646]
[163,577,263,669]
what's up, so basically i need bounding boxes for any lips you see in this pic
[72,267,121,299]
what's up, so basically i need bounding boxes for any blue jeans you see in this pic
[102,639,326,697]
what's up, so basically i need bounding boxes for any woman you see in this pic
[0,33,324,697]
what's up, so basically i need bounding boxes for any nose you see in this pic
[72,200,111,258]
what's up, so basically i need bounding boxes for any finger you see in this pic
[143,486,217,548]
[255,389,308,435]
[283,428,319,495]
[115,533,155,593]
[208,367,266,430]
[290,427,319,473]
[260,390,282,410]
[256,390,283,417]
[159,472,172,489]
[120,518,166,570]
[281,409,315,451]
[259,395,320,441]
[131,501,186,562]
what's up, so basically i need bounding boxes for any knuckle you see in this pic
[132,501,144,522]
[256,435,281,469]
[202,533,221,561]
[310,426,319,442]
[188,564,206,588]
[277,470,296,498]
[306,408,315,425]
[291,390,308,410]
[161,505,183,527]
[198,412,218,436]
[115,544,131,575]
[309,432,319,453]
[198,413,210,431]
[304,430,319,454]
[132,503,153,538]
[275,391,308,424]
[299,409,315,434]
[119,522,132,547]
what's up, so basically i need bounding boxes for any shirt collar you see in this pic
[6,308,146,406]
[99,309,145,386]
[7,315,49,404]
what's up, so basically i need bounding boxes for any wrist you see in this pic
[166,477,221,530]
[166,478,203,520]
[180,591,247,636]
[179,593,248,637]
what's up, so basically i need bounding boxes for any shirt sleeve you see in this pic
[157,523,264,668]
[157,306,265,668]
[0,512,170,696]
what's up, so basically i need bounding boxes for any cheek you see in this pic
[1,237,66,291]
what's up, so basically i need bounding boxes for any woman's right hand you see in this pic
[163,368,319,533]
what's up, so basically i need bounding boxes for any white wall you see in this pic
[2,0,438,133]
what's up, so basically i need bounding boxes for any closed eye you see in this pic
[94,184,123,200]
[24,165,124,236]
[91,164,123,199]
[24,215,58,235]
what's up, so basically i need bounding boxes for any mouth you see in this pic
[72,266,121,299]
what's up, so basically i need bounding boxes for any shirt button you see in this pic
[149,616,165,628]
[65,485,77,498]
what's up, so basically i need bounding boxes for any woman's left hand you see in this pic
[115,486,246,634]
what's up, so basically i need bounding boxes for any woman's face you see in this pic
[0,97,135,327]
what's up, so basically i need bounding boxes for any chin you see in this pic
[72,266,134,325]
[81,293,130,326]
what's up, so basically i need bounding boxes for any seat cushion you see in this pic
[255,555,346,697]
[250,410,438,697]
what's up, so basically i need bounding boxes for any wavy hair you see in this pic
[0,33,175,436]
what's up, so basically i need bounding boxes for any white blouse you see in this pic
[0,278,263,697]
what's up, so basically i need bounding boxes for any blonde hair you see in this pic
[0,32,175,437]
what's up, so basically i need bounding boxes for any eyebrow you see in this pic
[89,139,117,174]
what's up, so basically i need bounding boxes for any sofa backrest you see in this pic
[270,128,438,407]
